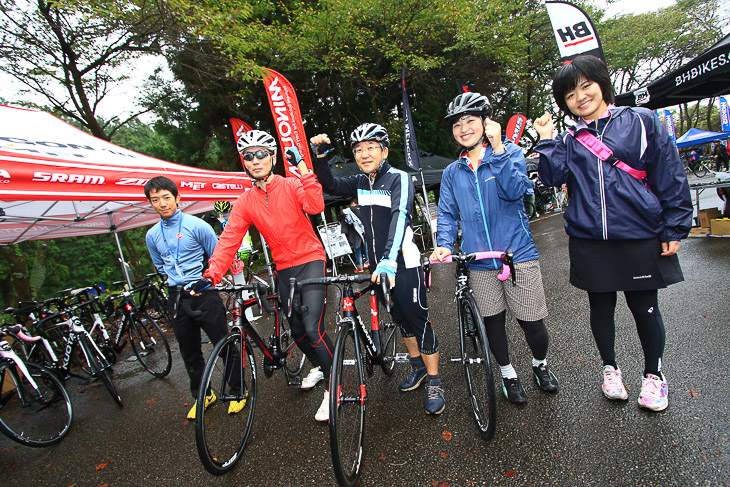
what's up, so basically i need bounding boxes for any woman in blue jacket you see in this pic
[534,55,692,412]
[432,93,559,405]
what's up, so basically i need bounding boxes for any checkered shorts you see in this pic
[469,259,548,321]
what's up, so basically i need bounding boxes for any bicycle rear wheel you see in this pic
[82,338,123,407]
[195,331,257,476]
[280,305,305,377]
[128,313,172,378]
[379,314,404,376]
[459,292,497,441]
[0,361,73,447]
[329,324,366,487]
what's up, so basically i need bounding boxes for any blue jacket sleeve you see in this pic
[313,155,359,198]
[145,229,165,276]
[436,164,459,252]
[637,110,693,241]
[380,170,412,269]
[195,217,220,260]
[535,135,569,187]
[489,141,533,201]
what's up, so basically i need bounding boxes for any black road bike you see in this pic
[425,250,515,441]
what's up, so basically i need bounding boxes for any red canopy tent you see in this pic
[0,105,252,285]
[0,105,252,245]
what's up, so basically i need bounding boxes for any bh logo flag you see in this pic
[720,97,730,132]
[545,1,606,64]
[664,110,676,144]
[230,118,253,170]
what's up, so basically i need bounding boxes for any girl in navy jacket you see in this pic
[534,55,692,412]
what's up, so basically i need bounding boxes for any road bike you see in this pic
[135,273,170,327]
[0,324,73,447]
[290,272,400,487]
[424,250,515,441]
[104,282,172,378]
[683,156,711,178]
[193,281,305,475]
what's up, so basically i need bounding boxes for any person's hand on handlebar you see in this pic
[185,277,213,296]
[430,247,452,263]
[372,261,396,289]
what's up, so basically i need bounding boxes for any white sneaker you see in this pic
[315,390,329,422]
[602,365,628,401]
[301,366,324,390]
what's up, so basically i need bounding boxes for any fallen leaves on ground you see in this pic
[442,430,452,441]
[95,460,112,471]
[505,471,516,478]
[688,389,699,397]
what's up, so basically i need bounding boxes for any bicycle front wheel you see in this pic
[0,361,73,447]
[82,338,123,407]
[128,313,172,378]
[692,162,708,178]
[195,331,257,476]
[459,292,497,441]
[329,324,366,487]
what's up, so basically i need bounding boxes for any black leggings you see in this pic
[277,260,334,381]
[482,311,549,367]
[587,290,665,376]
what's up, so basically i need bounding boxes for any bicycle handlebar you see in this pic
[0,324,41,342]
[287,272,391,318]
[215,281,275,315]
[429,249,515,284]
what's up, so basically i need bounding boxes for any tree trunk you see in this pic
[0,246,32,304]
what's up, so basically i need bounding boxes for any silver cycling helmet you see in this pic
[444,92,492,124]
[349,123,390,148]
[236,130,277,155]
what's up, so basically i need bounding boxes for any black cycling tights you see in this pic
[277,260,334,381]
[587,290,665,377]
[482,311,549,367]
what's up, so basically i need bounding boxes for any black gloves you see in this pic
[185,277,212,294]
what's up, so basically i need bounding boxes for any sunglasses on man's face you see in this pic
[242,149,272,161]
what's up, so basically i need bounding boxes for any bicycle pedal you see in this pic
[288,379,302,389]
[393,352,410,364]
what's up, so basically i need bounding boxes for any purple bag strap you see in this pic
[572,131,648,182]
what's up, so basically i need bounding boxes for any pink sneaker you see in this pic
[602,366,628,401]
[638,373,668,412]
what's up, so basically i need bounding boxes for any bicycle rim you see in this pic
[129,313,172,378]
[83,338,123,407]
[281,314,305,376]
[693,163,708,177]
[460,295,497,441]
[329,326,365,487]
[379,317,402,376]
[195,332,257,476]
[0,362,73,447]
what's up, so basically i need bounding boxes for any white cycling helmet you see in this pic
[349,123,390,148]
[445,92,492,124]
[236,130,277,155]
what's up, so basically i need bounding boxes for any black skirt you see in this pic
[569,237,684,292]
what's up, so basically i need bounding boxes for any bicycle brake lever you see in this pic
[380,272,392,313]
[505,249,516,286]
[422,259,432,291]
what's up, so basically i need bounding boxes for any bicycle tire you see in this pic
[195,332,257,476]
[280,305,305,377]
[379,313,403,376]
[329,324,366,487]
[523,200,537,219]
[459,292,497,441]
[692,163,708,178]
[128,313,172,378]
[0,361,73,447]
[82,337,123,407]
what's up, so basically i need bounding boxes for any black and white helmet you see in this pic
[445,93,492,123]
[236,130,277,155]
[349,123,390,148]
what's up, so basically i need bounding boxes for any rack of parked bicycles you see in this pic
[0,272,172,447]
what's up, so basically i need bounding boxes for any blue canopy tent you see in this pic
[675,127,730,148]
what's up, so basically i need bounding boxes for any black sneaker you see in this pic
[533,364,559,392]
[502,377,527,404]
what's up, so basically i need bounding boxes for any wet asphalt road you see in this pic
[2,213,728,487]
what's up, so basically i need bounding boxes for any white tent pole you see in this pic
[258,234,276,289]
[113,231,133,291]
